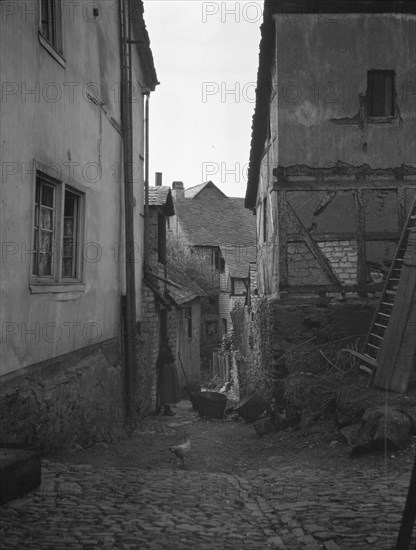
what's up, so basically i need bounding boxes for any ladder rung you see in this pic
[378,312,391,318]
[360,364,375,374]
[370,333,383,340]
[381,302,393,306]
[374,323,388,328]
[385,290,396,295]
[367,343,380,350]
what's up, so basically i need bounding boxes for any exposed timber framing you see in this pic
[277,190,288,287]
[284,198,343,290]
[354,188,367,296]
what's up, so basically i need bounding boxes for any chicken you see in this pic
[169,431,191,467]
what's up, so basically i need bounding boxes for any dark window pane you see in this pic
[64,195,75,217]
[367,70,394,117]
[64,218,74,237]
[41,207,53,230]
[63,236,73,257]
[62,258,73,278]
[41,184,54,207]
[40,232,52,253]
[38,253,52,276]
[62,191,79,278]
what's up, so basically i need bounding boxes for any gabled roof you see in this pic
[185,181,227,199]
[174,182,256,247]
[148,186,174,216]
[166,263,206,306]
[220,245,257,278]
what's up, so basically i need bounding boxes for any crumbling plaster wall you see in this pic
[274,13,416,168]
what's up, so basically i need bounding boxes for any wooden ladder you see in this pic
[358,195,416,375]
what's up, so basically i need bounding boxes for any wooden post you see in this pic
[278,190,288,287]
[373,229,416,393]
[394,451,416,550]
[354,188,367,297]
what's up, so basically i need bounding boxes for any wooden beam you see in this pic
[278,191,289,287]
[287,231,401,242]
[341,349,378,368]
[397,187,407,231]
[274,181,416,192]
[354,189,367,296]
[373,266,416,393]
[281,282,383,294]
[285,198,343,290]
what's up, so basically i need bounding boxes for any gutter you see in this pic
[144,92,150,266]
[119,0,138,426]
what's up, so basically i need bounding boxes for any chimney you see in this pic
[172,181,184,199]
[155,172,162,186]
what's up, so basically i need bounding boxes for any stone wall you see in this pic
[0,341,125,453]
[138,281,161,413]
[233,296,376,404]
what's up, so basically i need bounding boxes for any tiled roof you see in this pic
[148,186,174,215]
[185,181,227,199]
[174,182,256,247]
[166,263,206,306]
[220,245,257,278]
[133,1,159,91]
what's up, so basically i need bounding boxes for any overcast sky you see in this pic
[144,0,262,198]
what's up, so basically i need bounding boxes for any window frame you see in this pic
[30,162,86,293]
[231,277,248,297]
[367,70,395,122]
[184,307,193,339]
[38,0,66,67]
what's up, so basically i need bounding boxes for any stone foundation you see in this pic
[0,340,126,453]
[233,296,376,403]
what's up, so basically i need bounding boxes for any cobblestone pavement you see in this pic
[0,402,415,550]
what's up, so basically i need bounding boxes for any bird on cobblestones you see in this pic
[169,431,191,468]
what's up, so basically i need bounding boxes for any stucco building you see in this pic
[170,181,256,348]
[0,0,158,450]
[245,0,416,301]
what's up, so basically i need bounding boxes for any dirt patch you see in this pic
[52,400,416,481]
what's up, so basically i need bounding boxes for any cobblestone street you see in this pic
[1,401,415,550]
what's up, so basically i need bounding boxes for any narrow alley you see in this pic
[1,401,414,550]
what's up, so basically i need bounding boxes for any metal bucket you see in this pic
[235,393,266,423]
[193,391,227,419]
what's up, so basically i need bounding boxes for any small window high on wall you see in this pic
[367,70,395,119]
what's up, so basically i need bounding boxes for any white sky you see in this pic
[143,0,263,198]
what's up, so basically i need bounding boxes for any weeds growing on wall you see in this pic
[232,297,376,418]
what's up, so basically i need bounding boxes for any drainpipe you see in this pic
[144,92,150,268]
[119,0,137,426]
